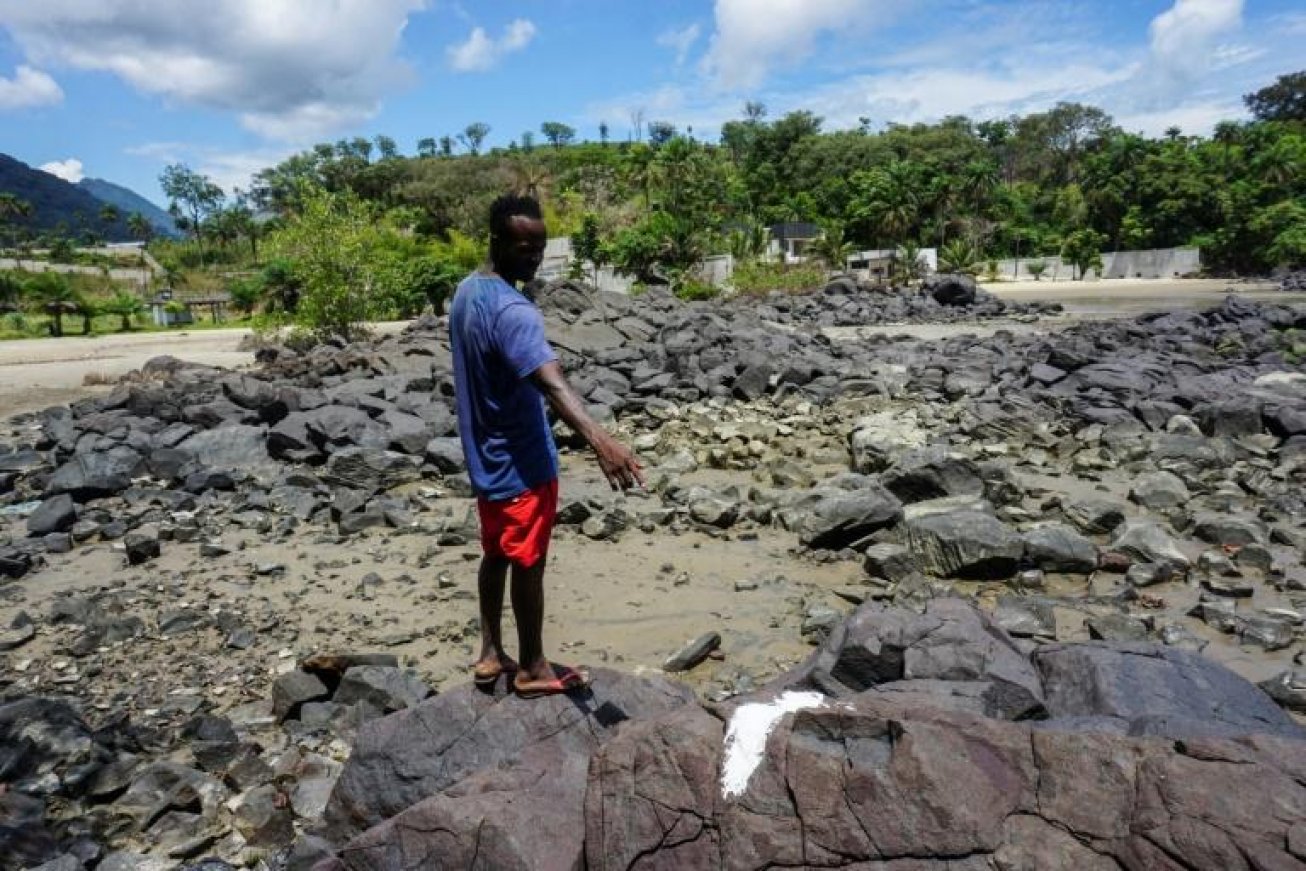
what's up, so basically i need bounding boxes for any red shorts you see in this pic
[477,479,559,568]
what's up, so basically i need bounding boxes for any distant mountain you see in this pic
[0,153,133,242]
[79,177,179,238]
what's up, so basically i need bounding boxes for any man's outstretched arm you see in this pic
[530,360,645,491]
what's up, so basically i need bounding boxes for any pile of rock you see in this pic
[0,655,432,871]
[1278,269,1306,292]
[302,600,1306,870]
[1,279,1305,868]
[727,272,1057,327]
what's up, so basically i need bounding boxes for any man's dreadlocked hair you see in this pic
[488,193,543,242]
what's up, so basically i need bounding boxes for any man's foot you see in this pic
[513,664,590,699]
[472,654,519,687]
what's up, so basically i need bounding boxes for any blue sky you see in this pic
[0,1,1302,208]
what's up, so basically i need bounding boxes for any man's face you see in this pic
[494,215,547,285]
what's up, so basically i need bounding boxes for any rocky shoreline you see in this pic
[1,275,1304,869]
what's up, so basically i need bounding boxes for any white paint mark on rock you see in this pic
[720,690,827,800]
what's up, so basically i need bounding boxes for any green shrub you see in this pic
[675,279,718,301]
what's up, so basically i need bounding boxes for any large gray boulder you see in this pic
[44,446,142,501]
[322,448,422,495]
[1032,642,1306,740]
[1022,522,1098,574]
[1129,470,1190,510]
[773,598,1045,721]
[902,501,1024,579]
[322,669,695,842]
[879,446,984,503]
[176,424,279,483]
[923,273,978,306]
[795,486,903,551]
[26,495,76,537]
[585,696,1306,870]
[1111,520,1190,571]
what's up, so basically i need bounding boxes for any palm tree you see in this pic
[893,242,928,286]
[127,212,154,246]
[937,238,982,275]
[159,259,186,292]
[0,271,22,312]
[0,193,32,248]
[26,271,79,336]
[103,291,144,331]
[809,220,854,269]
[727,221,769,262]
[75,295,98,335]
[510,160,552,199]
[960,160,1000,214]
[99,203,122,232]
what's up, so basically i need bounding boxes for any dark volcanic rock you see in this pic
[122,532,160,565]
[26,495,76,536]
[1032,642,1306,740]
[923,273,979,306]
[795,486,903,550]
[775,598,1046,721]
[902,502,1024,580]
[880,446,984,503]
[586,695,1306,871]
[45,446,141,501]
[323,669,695,843]
[332,666,432,714]
[1022,522,1098,574]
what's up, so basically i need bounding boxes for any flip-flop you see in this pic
[514,665,591,699]
[472,657,519,687]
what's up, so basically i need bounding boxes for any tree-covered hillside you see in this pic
[0,155,134,244]
[78,177,178,239]
[247,71,1305,280]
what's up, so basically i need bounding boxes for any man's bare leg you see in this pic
[510,557,558,684]
[474,554,514,674]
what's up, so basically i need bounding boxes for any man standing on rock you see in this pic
[449,193,644,698]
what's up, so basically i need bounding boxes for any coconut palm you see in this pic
[0,193,32,248]
[892,242,928,286]
[99,203,121,230]
[937,238,982,275]
[808,220,854,269]
[0,271,22,312]
[127,212,154,246]
[103,291,145,331]
[727,221,769,262]
[25,271,79,336]
[510,159,552,199]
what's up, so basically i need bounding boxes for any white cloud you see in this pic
[657,23,702,67]
[447,19,537,73]
[799,61,1140,130]
[39,158,84,183]
[0,0,425,140]
[702,0,886,90]
[1116,100,1245,137]
[128,141,293,196]
[198,148,296,196]
[1148,0,1244,86]
[0,64,63,109]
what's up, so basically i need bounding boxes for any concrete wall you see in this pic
[993,246,1201,281]
[0,257,152,286]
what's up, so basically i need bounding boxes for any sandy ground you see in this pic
[0,322,411,420]
[980,276,1291,314]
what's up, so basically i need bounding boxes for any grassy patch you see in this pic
[731,260,828,295]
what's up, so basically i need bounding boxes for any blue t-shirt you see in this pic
[449,272,559,501]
